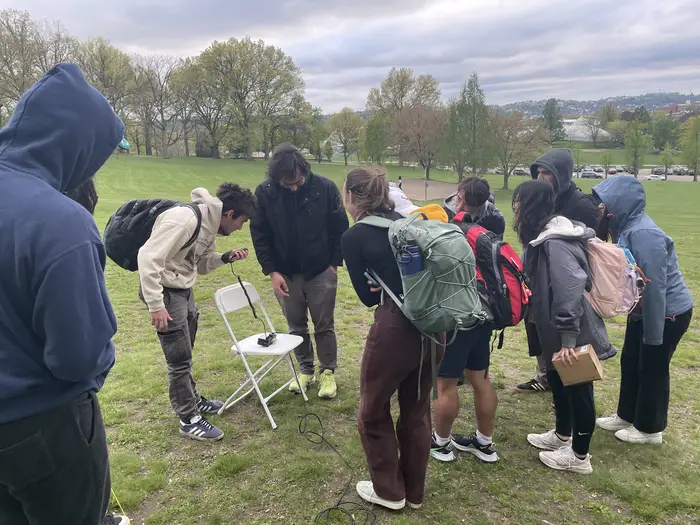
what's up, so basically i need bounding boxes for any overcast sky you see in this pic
[10,0,700,112]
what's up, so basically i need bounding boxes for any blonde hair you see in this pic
[345,166,395,220]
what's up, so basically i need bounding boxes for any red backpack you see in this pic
[453,212,531,347]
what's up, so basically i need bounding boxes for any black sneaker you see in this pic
[197,396,224,414]
[430,434,456,462]
[179,415,224,441]
[516,378,551,392]
[102,515,130,525]
[451,434,499,463]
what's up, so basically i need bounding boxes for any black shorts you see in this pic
[438,324,492,378]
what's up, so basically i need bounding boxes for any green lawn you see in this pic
[97,155,699,524]
[551,141,684,167]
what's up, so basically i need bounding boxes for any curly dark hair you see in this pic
[267,143,311,183]
[512,180,556,246]
[217,182,257,218]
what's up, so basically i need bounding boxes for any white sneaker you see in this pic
[527,429,572,451]
[615,427,663,444]
[356,481,405,510]
[539,447,593,474]
[596,414,632,432]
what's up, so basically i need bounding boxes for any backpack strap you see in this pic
[180,203,203,251]
[358,215,393,229]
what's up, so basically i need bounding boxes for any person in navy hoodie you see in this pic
[0,64,124,525]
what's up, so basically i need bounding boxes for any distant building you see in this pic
[563,116,612,142]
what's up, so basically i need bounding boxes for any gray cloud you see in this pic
[9,0,700,111]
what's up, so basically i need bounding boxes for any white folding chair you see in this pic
[214,281,306,429]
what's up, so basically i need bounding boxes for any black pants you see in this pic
[0,392,110,525]
[617,309,692,434]
[547,370,595,456]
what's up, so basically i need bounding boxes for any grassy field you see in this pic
[551,141,684,167]
[96,155,699,525]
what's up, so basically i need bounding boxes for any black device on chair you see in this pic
[229,264,277,347]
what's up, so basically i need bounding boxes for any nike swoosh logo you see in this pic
[577,432,590,436]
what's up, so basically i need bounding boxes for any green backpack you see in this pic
[359,214,487,344]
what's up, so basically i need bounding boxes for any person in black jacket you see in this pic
[250,143,349,400]
[516,148,614,393]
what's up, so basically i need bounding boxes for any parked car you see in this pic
[593,166,604,173]
[607,168,617,175]
[645,174,663,181]
[673,166,688,175]
[651,167,665,175]
[581,170,602,179]
[513,167,528,176]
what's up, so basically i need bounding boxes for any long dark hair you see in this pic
[512,180,556,245]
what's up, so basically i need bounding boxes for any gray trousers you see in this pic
[276,268,338,375]
[149,288,202,422]
[535,354,550,387]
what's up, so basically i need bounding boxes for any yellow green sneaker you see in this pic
[318,370,337,399]
[289,373,315,394]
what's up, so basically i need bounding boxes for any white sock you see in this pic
[476,429,492,446]
[434,432,450,446]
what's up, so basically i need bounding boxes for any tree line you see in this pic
[2,8,698,186]
[541,97,700,181]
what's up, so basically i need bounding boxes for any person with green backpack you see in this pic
[341,166,440,512]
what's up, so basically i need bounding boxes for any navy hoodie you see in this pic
[0,64,124,423]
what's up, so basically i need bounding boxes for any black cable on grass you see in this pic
[227,267,376,523]
[298,413,376,525]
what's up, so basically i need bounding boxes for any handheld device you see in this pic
[364,271,381,288]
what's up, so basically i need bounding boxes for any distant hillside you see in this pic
[501,93,700,117]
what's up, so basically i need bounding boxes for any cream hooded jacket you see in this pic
[138,188,225,312]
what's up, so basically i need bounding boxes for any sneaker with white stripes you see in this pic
[179,415,224,441]
[197,396,224,415]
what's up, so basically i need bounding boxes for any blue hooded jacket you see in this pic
[0,64,124,423]
[593,177,693,346]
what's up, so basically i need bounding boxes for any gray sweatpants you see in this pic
[276,268,338,375]
[146,287,202,422]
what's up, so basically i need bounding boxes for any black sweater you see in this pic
[341,211,403,307]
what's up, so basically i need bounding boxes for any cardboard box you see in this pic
[553,345,603,386]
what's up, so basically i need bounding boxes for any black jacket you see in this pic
[531,149,601,234]
[250,173,349,280]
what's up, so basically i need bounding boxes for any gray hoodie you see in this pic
[524,217,610,367]
[593,177,693,346]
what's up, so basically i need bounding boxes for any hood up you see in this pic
[530,216,595,247]
[592,176,646,235]
[530,149,574,197]
[0,63,124,193]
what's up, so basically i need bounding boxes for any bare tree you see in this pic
[0,9,38,104]
[394,105,446,182]
[32,19,77,74]
[584,114,604,147]
[491,109,546,189]
[135,55,182,158]
[170,58,196,157]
